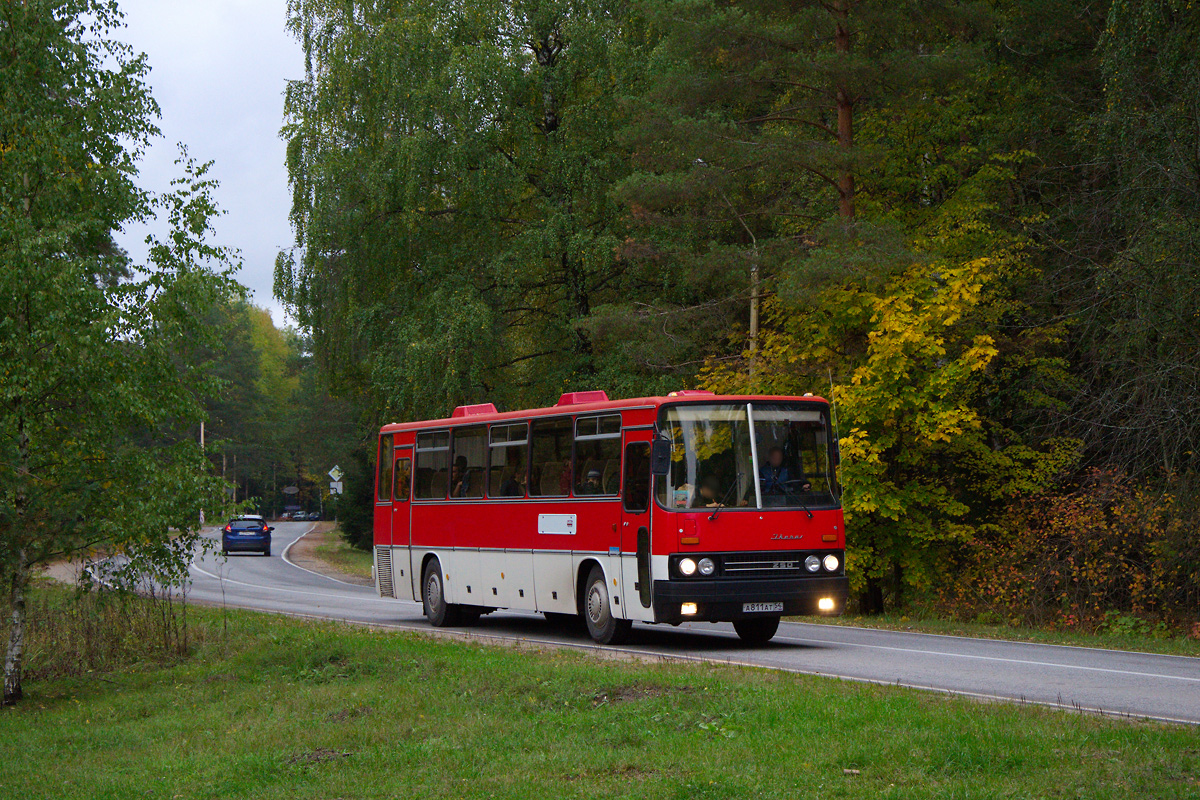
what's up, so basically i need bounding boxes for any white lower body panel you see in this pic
[383,546,659,622]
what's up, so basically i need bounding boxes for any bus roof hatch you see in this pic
[556,390,609,406]
[452,403,498,418]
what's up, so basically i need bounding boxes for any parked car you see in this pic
[222,515,274,556]
[279,512,291,521]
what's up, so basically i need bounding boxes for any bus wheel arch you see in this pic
[421,555,460,627]
[580,563,631,645]
[575,558,602,618]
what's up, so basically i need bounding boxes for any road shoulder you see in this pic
[286,523,374,587]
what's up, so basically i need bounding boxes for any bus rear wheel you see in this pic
[422,560,460,627]
[583,565,631,645]
[733,616,780,645]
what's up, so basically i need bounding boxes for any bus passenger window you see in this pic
[414,430,450,500]
[575,414,622,495]
[450,426,486,499]
[377,434,393,502]
[488,422,528,498]
[529,417,573,497]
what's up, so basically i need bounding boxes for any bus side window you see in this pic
[377,434,393,502]
[488,422,528,498]
[415,431,450,500]
[574,414,622,496]
[622,442,650,514]
[450,425,486,499]
[530,417,573,497]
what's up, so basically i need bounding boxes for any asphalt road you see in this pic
[189,521,1200,726]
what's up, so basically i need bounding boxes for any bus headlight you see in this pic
[698,558,715,576]
[818,597,835,612]
[804,555,821,572]
[679,558,697,576]
[823,555,839,572]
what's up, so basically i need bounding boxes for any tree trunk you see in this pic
[748,259,759,380]
[3,551,30,705]
[833,2,855,219]
[5,406,32,705]
[861,576,884,615]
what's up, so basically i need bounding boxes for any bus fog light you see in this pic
[698,558,715,576]
[818,597,835,612]
[679,558,697,576]
[681,602,698,615]
[823,555,839,572]
[804,555,821,572]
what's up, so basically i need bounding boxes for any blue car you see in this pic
[222,515,273,556]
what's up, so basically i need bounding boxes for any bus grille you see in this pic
[375,546,395,598]
[721,551,807,577]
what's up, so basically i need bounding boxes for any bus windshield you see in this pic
[655,402,836,511]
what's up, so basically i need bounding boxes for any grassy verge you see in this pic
[794,610,1200,658]
[1,592,1196,799]
[310,526,373,579]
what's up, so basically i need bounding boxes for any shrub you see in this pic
[3,578,203,682]
[940,469,1200,633]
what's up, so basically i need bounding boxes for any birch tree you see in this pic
[0,0,235,704]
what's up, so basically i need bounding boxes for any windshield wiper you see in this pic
[784,478,815,519]
[798,496,814,520]
[709,473,743,521]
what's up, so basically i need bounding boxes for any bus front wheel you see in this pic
[422,560,460,627]
[733,616,780,645]
[583,565,631,645]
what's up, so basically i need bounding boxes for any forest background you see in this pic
[218,0,1200,630]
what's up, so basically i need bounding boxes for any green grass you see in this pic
[1,601,1197,799]
[311,527,373,579]
[795,610,1200,658]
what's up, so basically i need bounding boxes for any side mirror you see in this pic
[650,438,671,476]
[268,526,275,532]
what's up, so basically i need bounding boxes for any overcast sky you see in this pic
[113,1,303,327]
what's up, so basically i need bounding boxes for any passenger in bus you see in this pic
[577,468,604,495]
[558,457,572,495]
[499,466,526,497]
[450,456,472,497]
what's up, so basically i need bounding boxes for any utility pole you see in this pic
[199,420,205,527]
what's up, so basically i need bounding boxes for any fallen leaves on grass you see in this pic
[287,747,352,766]
[591,683,693,706]
[325,705,372,723]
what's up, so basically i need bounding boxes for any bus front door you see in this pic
[390,446,413,599]
[620,434,654,621]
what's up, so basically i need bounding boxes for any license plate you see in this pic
[743,602,783,614]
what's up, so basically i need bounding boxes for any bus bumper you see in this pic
[651,576,849,624]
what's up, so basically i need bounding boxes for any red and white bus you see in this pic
[373,390,848,645]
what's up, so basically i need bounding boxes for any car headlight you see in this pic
[679,557,697,576]
[823,555,839,572]
[804,555,821,572]
[698,557,715,576]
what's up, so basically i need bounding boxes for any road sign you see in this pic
[329,481,343,495]
[282,485,300,495]
[328,465,344,482]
